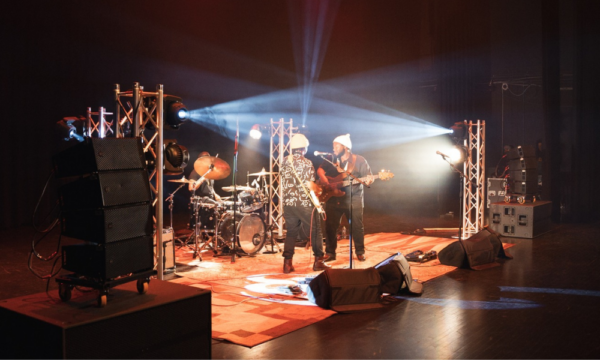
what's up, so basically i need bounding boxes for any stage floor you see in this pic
[2,211,600,358]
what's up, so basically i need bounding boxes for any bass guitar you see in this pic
[317,169,394,203]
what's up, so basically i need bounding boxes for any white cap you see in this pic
[333,133,352,149]
[290,134,309,149]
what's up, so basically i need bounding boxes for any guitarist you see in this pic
[317,134,373,262]
[281,134,331,273]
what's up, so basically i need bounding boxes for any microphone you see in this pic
[314,151,332,157]
[436,150,450,158]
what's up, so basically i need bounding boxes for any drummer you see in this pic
[188,151,221,201]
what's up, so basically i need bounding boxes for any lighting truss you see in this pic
[114,82,167,280]
[462,120,486,239]
[269,118,296,237]
[85,107,114,138]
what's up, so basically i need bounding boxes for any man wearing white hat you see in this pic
[317,134,373,262]
[280,134,331,274]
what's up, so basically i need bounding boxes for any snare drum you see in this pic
[218,200,242,212]
[239,190,263,213]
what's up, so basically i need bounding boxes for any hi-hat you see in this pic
[249,168,278,176]
[222,185,254,192]
[193,156,231,180]
[168,177,195,184]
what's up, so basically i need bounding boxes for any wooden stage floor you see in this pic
[2,210,600,358]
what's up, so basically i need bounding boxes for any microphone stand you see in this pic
[167,182,186,249]
[319,155,369,269]
[190,167,213,260]
[231,120,239,263]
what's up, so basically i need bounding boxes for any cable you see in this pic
[32,169,59,233]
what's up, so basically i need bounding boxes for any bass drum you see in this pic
[218,213,266,255]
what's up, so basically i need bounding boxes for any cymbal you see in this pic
[168,177,195,184]
[248,168,278,176]
[193,156,231,180]
[222,185,255,192]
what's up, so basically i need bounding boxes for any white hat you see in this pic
[290,134,309,149]
[333,134,352,149]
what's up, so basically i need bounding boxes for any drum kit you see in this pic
[167,156,279,260]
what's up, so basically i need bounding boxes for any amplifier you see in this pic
[489,201,552,238]
[487,178,507,208]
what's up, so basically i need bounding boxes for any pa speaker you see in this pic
[61,203,153,243]
[438,228,512,270]
[62,236,154,279]
[509,157,537,171]
[308,268,382,312]
[59,170,152,210]
[507,145,536,160]
[53,137,146,178]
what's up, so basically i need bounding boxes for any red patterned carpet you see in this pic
[169,232,473,347]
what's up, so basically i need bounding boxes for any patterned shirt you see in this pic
[281,154,316,207]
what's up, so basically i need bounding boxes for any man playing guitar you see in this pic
[281,134,331,273]
[317,134,374,262]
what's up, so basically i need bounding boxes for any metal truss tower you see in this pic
[462,120,486,239]
[268,118,295,237]
[114,82,167,280]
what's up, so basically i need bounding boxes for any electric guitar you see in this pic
[316,169,394,203]
[286,155,325,214]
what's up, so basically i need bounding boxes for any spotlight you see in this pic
[450,121,467,142]
[249,124,270,140]
[164,139,190,175]
[449,145,467,164]
[56,117,85,142]
[250,124,262,139]
[164,95,189,129]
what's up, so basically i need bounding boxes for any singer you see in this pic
[317,134,374,262]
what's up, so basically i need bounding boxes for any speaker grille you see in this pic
[61,203,153,243]
[62,236,154,279]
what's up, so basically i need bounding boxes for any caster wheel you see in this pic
[518,196,525,204]
[97,294,107,308]
[136,279,149,294]
[58,283,72,302]
[504,195,511,203]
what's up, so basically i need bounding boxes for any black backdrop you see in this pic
[2,0,599,231]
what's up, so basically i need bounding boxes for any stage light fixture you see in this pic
[250,124,270,140]
[164,95,190,129]
[250,124,262,139]
[450,121,467,141]
[164,139,190,175]
[449,145,467,164]
[56,117,85,142]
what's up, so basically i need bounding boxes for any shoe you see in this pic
[323,253,336,262]
[283,259,295,274]
[357,254,366,262]
[313,256,331,271]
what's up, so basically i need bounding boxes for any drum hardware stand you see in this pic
[185,166,215,260]
[167,183,188,249]
[262,223,281,254]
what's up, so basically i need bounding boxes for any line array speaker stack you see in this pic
[507,145,538,196]
[53,138,154,279]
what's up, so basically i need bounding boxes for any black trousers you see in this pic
[324,196,365,256]
[282,205,324,259]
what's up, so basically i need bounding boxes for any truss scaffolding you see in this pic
[462,120,486,239]
[268,118,295,237]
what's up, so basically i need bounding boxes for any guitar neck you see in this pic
[341,175,379,187]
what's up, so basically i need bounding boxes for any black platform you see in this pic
[0,279,211,359]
